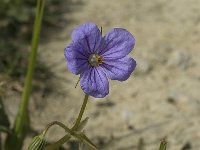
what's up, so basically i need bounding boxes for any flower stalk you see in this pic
[43,121,72,136]
[72,94,89,131]
[43,94,97,150]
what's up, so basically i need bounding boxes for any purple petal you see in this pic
[80,67,109,98]
[99,28,135,60]
[102,57,136,81]
[72,22,102,53]
[64,43,90,75]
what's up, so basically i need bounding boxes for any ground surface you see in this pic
[2,0,200,149]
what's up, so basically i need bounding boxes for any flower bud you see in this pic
[159,139,167,150]
[28,133,45,150]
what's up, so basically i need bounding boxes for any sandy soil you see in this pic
[2,0,200,149]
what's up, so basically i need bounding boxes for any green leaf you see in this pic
[0,97,10,133]
[74,132,99,150]
[77,117,89,132]
[0,126,11,134]
[159,139,167,150]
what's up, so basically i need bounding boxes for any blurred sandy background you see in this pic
[2,0,200,149]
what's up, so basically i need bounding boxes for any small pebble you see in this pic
[135,59,153,74]
[96,101,115,107]
[181,142,192,150]
[167,50,190,69]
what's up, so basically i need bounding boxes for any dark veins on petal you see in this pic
[85,36,92,54]
[102,63,128,72]
[77,41,90,57]
[101,40,125,57]
[95,67,105,88]
[99,36,115,55]
[101,64,118,76]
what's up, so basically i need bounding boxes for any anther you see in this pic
[89,54,103,66]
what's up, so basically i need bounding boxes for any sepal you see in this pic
[28,133,45,150]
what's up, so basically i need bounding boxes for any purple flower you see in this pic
[64,22,136,98]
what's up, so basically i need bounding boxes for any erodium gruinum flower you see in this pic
[64,22,136,98]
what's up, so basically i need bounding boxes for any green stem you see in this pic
[43,121,72,136]
[42,121,72,150]
[72,94,89,130]
[14,0,45,137]
[43,94,89,150]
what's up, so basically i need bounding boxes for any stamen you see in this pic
[97,55,103,64]
[89,54,103,66]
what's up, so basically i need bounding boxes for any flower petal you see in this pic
[72,22,102,53]
[80,67,109,98]
[102,57,136,81]
[99,28,135,60]
[64,43,90,75]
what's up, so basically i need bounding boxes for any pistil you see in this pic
[89,54,103,66]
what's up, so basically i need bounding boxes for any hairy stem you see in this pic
[72,94,89,130]
[44,134,71,150]
[43,121,72,136]
[43,94,90,150]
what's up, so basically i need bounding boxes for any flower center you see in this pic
[88,54,103,66]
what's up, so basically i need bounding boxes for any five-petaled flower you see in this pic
[64,22,136,98]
